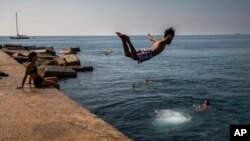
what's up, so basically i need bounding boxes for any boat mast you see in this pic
[15,12,19,36]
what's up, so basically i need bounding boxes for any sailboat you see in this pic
[10,12,29,39]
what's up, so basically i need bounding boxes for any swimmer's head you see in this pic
[131,83,135,88]
[204,99,210,106]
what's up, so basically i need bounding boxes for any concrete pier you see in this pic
[0,50,131,141]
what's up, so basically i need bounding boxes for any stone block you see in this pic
[42,65,77,78]
[26,46,55,51]
[30,49,56,56]
[37,59,55,66]
[46,49,56,55]
[13,56,28,63]
[1,48,28,56]
[4,43,22,47]
[61,48,76,54]
[54,57,66,66]
[5,47,26,50]
[67,66,93,72]
[71,47,81,52]
[12,53,26,57]
[63,54,81,66]
[61,47,80,54]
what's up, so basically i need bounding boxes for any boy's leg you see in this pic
[116,32,132,58]
[121,39,132,58]
[125,38,139,60]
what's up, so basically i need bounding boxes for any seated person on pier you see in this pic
[17,52,60,89]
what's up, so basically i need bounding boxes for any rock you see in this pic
[1,48,28,56]
[23,46,36,50]
[12,53,26,57]
[2,44,24,56]
[4,44,22,47]
[60,51,75,55]
[5,47,26,50]
[61,48,76,54]
[30,49,51,54]
[71,47,81,52]
[67,66,93,72]
[42,65,77,78]
[54,57,66,66]
[26,46,54,51]
[46,49,56,55]
[37,59,55,66]
[38,54,57,60]
[29,49,46,57]
[1,48,13,55]
[54,54,81,66]
[46,47,54,51]
[13,56,28,63]
[63,54,81,66]
[29,49,56,56]
[26,46,44,50]
[61,47,80,54]
[62,48,72,52]
[29,49,47,53]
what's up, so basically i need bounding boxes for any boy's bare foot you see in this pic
[116,32,129,40]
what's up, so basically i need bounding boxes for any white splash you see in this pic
[154,109,191,125]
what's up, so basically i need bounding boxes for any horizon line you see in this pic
[1,33,250,37]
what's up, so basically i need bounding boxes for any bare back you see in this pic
[150,39,168,56]
[150,35,172,56]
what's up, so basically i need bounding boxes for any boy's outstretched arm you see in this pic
[147,33,158,42]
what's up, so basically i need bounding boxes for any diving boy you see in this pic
[116,27,175,63]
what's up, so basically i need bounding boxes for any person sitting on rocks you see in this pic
[17,52,60,89]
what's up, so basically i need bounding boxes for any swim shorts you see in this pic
[136,49,153,63]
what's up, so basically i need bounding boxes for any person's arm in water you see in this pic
[147,33,158,42]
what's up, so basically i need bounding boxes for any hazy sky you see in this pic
[1,0,250,35]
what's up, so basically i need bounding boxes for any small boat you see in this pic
[10,12,29,39]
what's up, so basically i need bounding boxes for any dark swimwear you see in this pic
[28,66,38,74]
[29,65,44,87]
[136,49,153,63]
[33,76,44,87]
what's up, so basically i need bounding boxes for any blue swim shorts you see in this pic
[136,49,153,63]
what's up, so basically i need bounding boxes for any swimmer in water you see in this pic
[131,83,136,90]
[193,99,210,112]
[144,79,152,84]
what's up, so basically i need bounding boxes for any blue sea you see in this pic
[1,35,250,141]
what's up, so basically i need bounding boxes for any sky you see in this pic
[0,0,250,36]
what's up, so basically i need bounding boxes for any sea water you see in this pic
[1,35,250,141]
